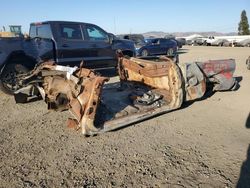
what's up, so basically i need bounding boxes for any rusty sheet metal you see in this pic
[97,56,184,133]
[179,63,206,101]
[15,62,109,135]
[118,56,184,108]
[14,56,237,136]
[197,59,236,91]
[179,59,236,101]
[118,56,173,78]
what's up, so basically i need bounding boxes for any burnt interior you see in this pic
[94,81,170,128]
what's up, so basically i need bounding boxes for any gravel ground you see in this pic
[0,46,249,187]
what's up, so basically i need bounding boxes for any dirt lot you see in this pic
[0,46,249,187]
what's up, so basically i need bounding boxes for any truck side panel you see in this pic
[0,38,54,70]
[0,38,23,68]
[23,38,55,63]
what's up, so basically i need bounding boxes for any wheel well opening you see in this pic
[6,53,37,70]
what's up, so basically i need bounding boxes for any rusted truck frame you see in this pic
[14,55,237,136]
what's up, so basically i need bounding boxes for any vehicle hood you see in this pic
[112,39,136,52]
[113,39,134,46]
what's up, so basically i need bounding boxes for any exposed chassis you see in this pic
[14,55,237,136]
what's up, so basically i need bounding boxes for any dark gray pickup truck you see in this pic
[0,21,136,94]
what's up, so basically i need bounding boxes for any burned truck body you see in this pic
[14,56,237,136]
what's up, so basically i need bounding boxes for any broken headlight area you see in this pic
[14,56,237,136]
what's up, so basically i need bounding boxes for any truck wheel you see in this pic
[0,64,29,95]
[141,49,149,57]
[167,48,174,56]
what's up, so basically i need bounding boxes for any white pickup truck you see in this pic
[201,36,221,46]
[203,35,250,46]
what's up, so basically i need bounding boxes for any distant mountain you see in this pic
[142,31,238,38]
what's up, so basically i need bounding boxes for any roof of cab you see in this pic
[30,21,90,26]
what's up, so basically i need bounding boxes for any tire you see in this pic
[166,48,174,56]
[141,49,149,57]
[0,63,29,95]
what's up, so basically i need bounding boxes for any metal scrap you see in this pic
[14,56,237,136]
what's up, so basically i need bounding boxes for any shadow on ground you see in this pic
[246,113,250,129]
[236,113,250,188]
[235,76,243,83]
[234,76,243,91]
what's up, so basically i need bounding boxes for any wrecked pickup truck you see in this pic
[0,21,135,94]
[14,53,237,136]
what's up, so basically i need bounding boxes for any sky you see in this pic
[0,0,249,34]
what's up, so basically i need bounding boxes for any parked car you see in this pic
[192,36,224,46]
[117,34,144,44]
[117,34,146,50]
[191,36,223,46]
[137,38,177,57]
[235,39,250,47]
[176,38,186,46]
[211,39,229,46]
[0,21,136,94]
[223,40,237,47]
[164,35,183,48]
[185,39,193,45]
[186,37,201,45]
[193,37,206,46]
